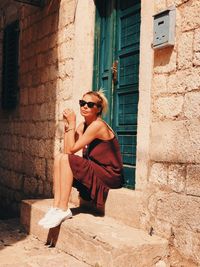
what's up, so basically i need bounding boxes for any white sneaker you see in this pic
[42,208,72,229]
[38,207,59,226]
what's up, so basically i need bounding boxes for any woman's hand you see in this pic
[63,108,76,126]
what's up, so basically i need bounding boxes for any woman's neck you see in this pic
[85,116,101,126]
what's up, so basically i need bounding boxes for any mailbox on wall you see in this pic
[153,6,176,49]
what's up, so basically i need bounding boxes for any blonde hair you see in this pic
[83,89,108,116]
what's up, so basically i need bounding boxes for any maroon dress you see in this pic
[68,131,124,208]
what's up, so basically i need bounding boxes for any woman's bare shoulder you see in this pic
[90,119,108,130]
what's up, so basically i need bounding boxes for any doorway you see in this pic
[93,0,141,188]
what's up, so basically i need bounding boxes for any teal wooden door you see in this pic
[93,0,141,188]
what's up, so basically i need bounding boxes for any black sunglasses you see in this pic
[79,100,100,108]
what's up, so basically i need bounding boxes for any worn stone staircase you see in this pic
[20,188,169,267]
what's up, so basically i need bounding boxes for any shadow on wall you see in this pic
[0,0,63,254]
[0,0,62,218]
[154,46,174,68]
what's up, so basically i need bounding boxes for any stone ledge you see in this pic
[20,199,169,267]
[70,187,145,228]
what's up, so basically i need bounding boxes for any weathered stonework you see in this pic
[0,0,77,214]
[148,0,200,265]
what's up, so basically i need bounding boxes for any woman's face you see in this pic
[79,94,101,119]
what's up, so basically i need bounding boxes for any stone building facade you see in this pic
[0,0,199,266]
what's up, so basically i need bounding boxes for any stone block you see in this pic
[44,139,54,158]
[57,24,74,44]
[20,89,29,106]
[177,31,193,69]
[36,139,46,158]
[193,52,200,66]
[58,85,73,102]
[49,64,58,81]
[152,74,167,96]
[45,48,58,65]
[35,84,46,104]
[181,1,200,31]
[168,164,186,193]
[47,102,56,120]
[28,56,37,72]
[38,103,48,121]
[173,228,200,265]
[58,60,73,80]
[36,53,46,69]
[34,157,46,181]
[152,218,173,239]
[186,165,200,196]
[48,33,57,49]
[155,260,167,267]
[10,173,23,191]
[43,182,52,197]
[58,41,74,61]
[149,191,200,232]
[28,87,37,105]
[154,0,166,13]
[48,121,56,139]
[154,48,177,74]
[194,28,200,51]
[46,158,53,182]
[149,163,168,185]
[21,153,35,175]
[43,15,55,37]
[153,95,184,120]
[184,91,200,119]
[59,0,76,29]
[150,119,200,163]
[23,177,38,196]
[38,180,44,195]
[166,0,190,7]
[57,99,73,120]
[40,67,50,83]
[182,68,200,91]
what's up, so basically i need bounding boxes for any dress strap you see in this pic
[100,119,116,137]
[83,122,87,133]
[83,120,117,137]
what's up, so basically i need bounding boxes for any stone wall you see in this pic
[0,0,77,216]
[145,0,200,266]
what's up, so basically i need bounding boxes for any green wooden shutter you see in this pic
[114,0,141,188]
[2,20,20,110]
[14,0,44,7]
[93,0,116,124]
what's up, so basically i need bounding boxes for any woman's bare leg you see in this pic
[58,154,73,210]
[53,153,63,207]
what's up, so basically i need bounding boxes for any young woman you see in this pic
[38,90,124,229]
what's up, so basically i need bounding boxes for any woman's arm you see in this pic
[63,109,76,154]
[69,121,102,154]
[64,122,84,154]
[62,109,105,154]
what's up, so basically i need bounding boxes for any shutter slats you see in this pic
[2,20,19,110]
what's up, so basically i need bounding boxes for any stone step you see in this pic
[20,199,169,267]
[70,187,145,228]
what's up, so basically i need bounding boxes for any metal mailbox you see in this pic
[153,6,176,49]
